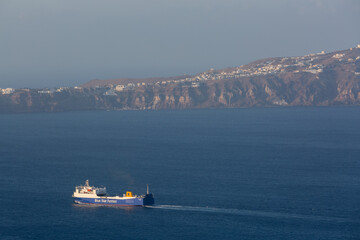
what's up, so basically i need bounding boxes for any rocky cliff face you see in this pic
[1,47,360,113]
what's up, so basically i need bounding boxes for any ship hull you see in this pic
[73,194,154,206]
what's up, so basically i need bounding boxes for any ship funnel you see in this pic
[147,184,149,194]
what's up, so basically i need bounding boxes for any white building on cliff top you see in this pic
[0,88,14,94]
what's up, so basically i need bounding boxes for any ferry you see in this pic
[72,180,154,206]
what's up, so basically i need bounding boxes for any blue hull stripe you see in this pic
[74,197,144,206]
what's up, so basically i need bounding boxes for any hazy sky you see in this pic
[0,0,359,88]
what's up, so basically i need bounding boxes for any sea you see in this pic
[0,107,359,240]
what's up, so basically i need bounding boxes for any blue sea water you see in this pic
[0,107,360,240]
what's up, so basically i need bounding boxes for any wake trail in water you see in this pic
[145,205,354,223]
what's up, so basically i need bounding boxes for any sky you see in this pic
[0,0,359,88]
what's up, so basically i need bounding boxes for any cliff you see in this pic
[1,47,360,113]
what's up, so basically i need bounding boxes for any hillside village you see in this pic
[3,45,360,97]
[99,44,360,95]
[1,45,360,112]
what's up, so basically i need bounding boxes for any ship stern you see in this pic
[143,193,154,206]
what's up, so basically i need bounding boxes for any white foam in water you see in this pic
[145,205,353,223]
